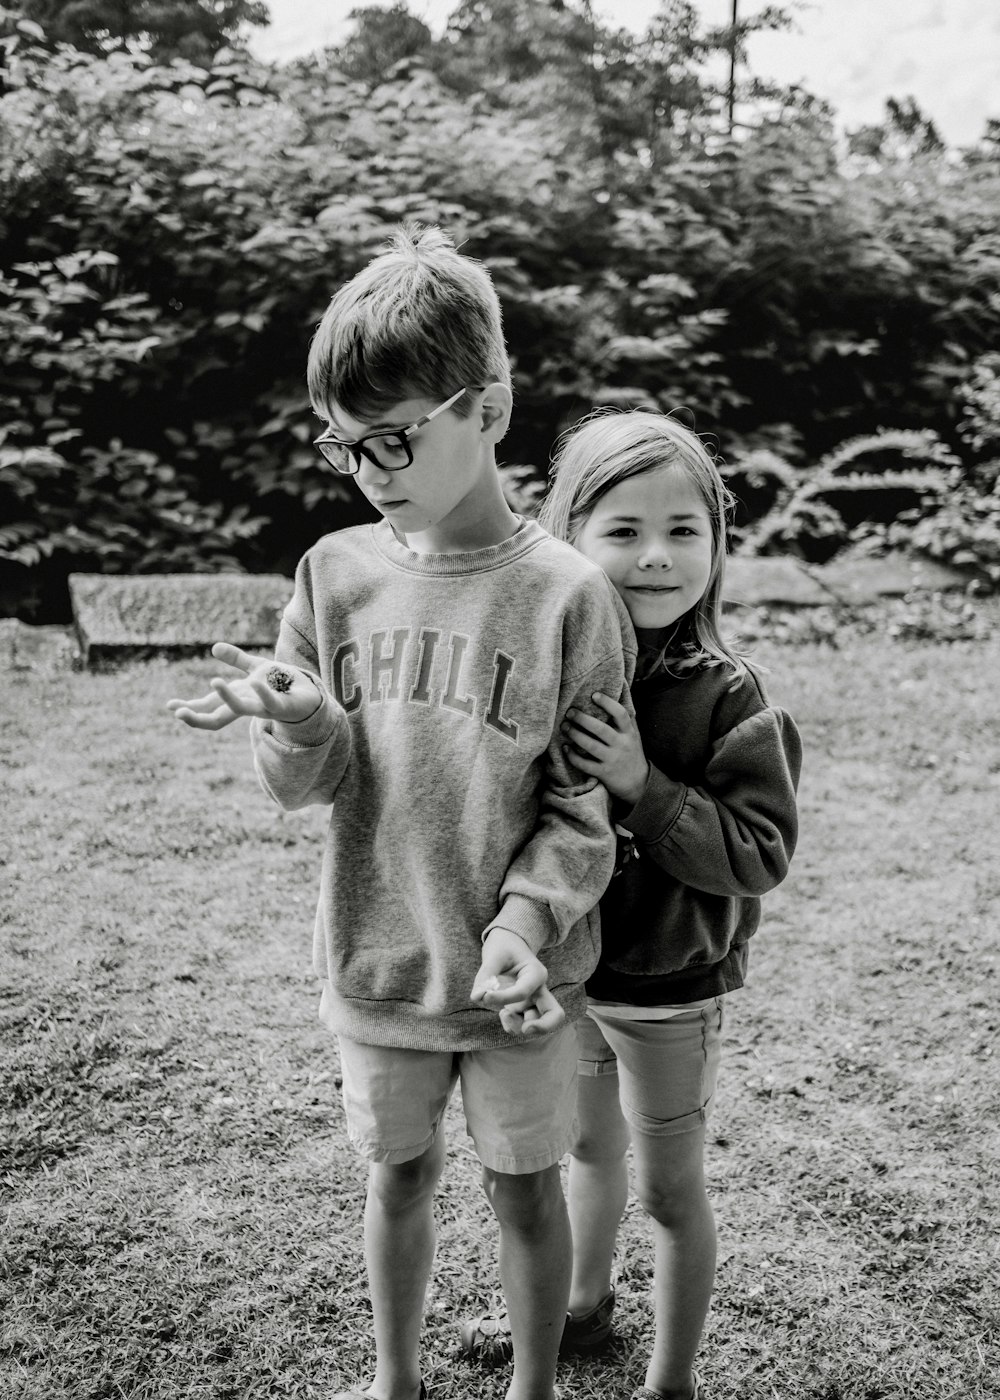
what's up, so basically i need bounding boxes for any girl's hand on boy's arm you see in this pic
[166,642,323,731]
[471,928,566,1038]
[561,692,649,807]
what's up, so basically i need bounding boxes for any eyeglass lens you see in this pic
[319,432,412,474]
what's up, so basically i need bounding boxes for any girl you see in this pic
[549,410,801,1400]
[463,410,801,1399]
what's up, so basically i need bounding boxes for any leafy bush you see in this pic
[2,10,1000,619]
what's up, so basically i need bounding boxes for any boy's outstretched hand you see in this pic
[470,927,565,1039]
[166,642,323,731]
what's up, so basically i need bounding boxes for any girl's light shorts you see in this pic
[577,998,724,1138]
[337,1022,579,1174]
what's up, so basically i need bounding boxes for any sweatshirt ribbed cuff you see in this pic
[270,695,340,748]
[483,894,557,958]
[620,763,686,840]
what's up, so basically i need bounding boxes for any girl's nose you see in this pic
[638,541,673,569]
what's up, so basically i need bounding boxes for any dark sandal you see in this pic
[460,1285,616,1366]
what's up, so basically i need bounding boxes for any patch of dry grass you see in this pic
[2,611,999,1399]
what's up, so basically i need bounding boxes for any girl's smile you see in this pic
[574,466,714,631]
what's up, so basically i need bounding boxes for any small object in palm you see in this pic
[265,666,293,694]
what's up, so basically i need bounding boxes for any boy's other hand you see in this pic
[561,691,649,806]
[470,928,565,1038]
[166,642,323,731]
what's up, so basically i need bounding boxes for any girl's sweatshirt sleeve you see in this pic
[622,705,802,897]
[250,587,352,812]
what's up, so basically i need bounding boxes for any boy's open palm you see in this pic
[166,643,322,731]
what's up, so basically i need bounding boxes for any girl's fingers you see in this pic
[563,745,601,774]
[565,708,614,739]
[563,726,608,757]
[591,692,629,726]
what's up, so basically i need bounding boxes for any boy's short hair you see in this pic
[308,224,512,422]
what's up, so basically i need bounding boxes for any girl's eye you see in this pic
[672,526,696,537]
[606,528,636,539]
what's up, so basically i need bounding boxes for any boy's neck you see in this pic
[397,475,520,555]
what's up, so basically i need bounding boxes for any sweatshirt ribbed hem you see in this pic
[319,983,588,1051]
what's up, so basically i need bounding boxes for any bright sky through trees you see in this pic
[249,0,999,147]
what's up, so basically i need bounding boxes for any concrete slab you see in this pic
[723,553,967,608]
[69,572,294,665]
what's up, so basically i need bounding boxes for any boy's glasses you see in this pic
[313,386,471,475]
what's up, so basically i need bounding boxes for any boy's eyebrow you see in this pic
[326,412,406,436]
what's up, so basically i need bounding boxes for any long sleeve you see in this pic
[622,705,801,897]
[484,653,624,956]
[250,599,352,811]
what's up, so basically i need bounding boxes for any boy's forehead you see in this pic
[327,395,428,432]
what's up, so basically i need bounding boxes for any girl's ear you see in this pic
[479,382,513,441]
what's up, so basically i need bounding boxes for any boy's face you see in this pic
[323,389,503,542]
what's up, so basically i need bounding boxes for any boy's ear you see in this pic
[479,382,513,442]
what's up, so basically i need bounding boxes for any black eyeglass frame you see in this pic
[312,386,473,475]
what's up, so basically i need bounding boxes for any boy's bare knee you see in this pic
[481,1162,563,1230]
[369,1141,444,1212]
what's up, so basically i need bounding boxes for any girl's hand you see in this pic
[562,692,649,806]
[166,642,323,731]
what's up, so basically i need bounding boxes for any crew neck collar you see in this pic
[371,516,545,575]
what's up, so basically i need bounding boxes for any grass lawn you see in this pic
[2,606,998,1400]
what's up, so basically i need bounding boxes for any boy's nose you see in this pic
[355,451,393,487]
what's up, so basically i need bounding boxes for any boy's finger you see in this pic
[170,703,239,731]
[166,692,217,714]
[210,677,264,717]
[520,1003,565,1036]
[210,641,269,673]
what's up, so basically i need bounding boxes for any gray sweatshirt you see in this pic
[250,517,635,1051]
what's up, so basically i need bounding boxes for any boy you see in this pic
[168,225,635,1400]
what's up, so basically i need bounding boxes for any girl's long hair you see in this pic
[538,409,747,681]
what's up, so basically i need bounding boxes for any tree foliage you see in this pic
[1,1,999,618]
[8,0,270,64]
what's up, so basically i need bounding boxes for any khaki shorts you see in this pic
[337,1023,579,1174]
[577,999,724,1138]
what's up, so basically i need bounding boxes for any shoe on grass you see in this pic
[459,1285,616,1367]
[331,1384,427,1400]
[631,1371,702,1400]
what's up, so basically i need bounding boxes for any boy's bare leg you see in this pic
[364,1132,446,1400]
[482,1163,570,1400]
[566,1072,630,1312]
[634,1125,715,1400]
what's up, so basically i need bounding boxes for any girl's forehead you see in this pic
[595,466,709,517]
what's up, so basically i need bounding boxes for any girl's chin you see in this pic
[632,615,684,637]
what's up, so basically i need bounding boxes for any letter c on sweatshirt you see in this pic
[332,640,362,713]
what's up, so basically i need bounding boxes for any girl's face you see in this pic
[575,466,715,633]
